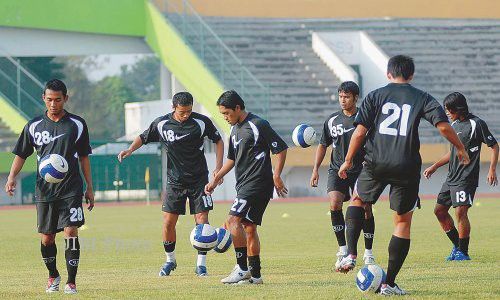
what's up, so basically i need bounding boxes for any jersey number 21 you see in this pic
[379,102,411,137]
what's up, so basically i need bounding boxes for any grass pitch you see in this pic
[1,198,499,299]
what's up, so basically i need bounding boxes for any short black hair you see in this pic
[44,79,67,96]
[444,92,469,116]
[216,90,245,110]
[172,92,193,107]
[338,81,359,97]
[387,55,414,80]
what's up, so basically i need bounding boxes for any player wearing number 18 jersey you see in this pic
[118,92,224,277]
[337,55,470,295]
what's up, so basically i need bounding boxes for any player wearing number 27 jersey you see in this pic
[337,55,469,295]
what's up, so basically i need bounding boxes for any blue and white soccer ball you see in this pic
[213,227,232,253]
[356,264,386,293]
[292,124,316,148]
[190,224,218,251]
[39,154,69,184]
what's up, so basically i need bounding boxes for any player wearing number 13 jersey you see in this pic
[336,55,470,295]
[118,92,224,277]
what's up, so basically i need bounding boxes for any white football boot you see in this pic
[221,264,251,284]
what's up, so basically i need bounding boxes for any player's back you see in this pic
[356,83,448,180]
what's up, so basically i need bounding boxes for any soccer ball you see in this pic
[213,227,232,253]
[189,224,218,251]
[39,154,69,184]
[355,264,386,293]
[292,124,316,148]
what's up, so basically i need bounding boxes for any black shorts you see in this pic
[437,182,476,208]
[327,169,359,201]
[230,187,273,225]
[355,167,420,215]
[36,196,85,234]
[162,181,213,215]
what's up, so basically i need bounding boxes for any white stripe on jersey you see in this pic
[29,119,43,141]
[248,121,259,146]
[69,117,84,142]
[469,119,476,139]
[157,120,168,138]
[193,118,206,137]
[328,115,339,148]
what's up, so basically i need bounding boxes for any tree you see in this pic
[121,55,160,101]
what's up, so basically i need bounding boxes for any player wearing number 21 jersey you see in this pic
[118,92,224,277]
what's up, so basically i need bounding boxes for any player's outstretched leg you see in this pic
[41,234,60,293]
[454,206,471,261]
[380,211,412,295]
[63,227,80,294]
[238,222,263,284]
[222,216,250,284]
[194,212,209,276]
[434,204,459,261]
[159,212,178,276]
[362,205,375,265]
[328,191,348,271]
[337,198,365,273]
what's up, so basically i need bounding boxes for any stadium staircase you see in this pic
[202,17,500,143]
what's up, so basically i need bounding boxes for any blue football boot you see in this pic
[159,261,177,276]
[454,250,471,261]
[446,246,458,261]
[195,265,208,277]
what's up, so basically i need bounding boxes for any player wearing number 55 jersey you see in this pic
[205,90,288,285]
[5,79,94,294]
[118,92,224,277]
[336,55,470,295]
[424,92,498,261]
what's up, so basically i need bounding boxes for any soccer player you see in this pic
[310,81,375,271]
[423,92,498,261]
[117,92,223,277]
[336,55,470,295]
[4,79,94,294]
[205,90,288,284]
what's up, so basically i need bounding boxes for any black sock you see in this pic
[459,237,470,255]
[363,216,375,250]
[163,241,176,253]
[65,237,80,284]
[248,255,261,278]
[385,235,410,287]
[235,247,248,271]
[345,206,365,256]
[330,210,346,247]
[445,228,459,248]
[41,242,59,278]
[198,250,207,255]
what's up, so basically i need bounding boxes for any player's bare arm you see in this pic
[4,155,26,196]
[310,144,327,187]
[273,149,288,197]
[117,136,143,162]
[436,122,470,165]
[338,124,368,179]
[79,156,94,211]
[205,159,235,195]
[487,143,499,186]
[423,151,451,179]
[213,139,225,185]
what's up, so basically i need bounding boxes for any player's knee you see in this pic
[455,206,469,219]
[243,223,257,236]
[163,218,177,230]
[227,215,242,228]
[41,234,56,245]
[64,226,78,237]
[195,212,208,224]
[434,205,448,219]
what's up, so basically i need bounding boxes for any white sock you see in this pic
[339,245,348,254]
[197,254,207,267]
[364,249,373,256]
[166,251,176,262]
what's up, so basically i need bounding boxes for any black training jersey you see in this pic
[355,83,448,180]
[447,114,497,186]
[228,113,288,197]
[12,111,92,202]
[320,109,365,174]
[140,112,221,186]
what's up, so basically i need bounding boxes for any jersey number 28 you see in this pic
[379,102,411,136]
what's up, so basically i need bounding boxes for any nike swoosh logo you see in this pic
[344,128,355,133]
[234,138,243,146]
[51,134,65,141]
[174,133,190,140]
[456,132,462,135]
